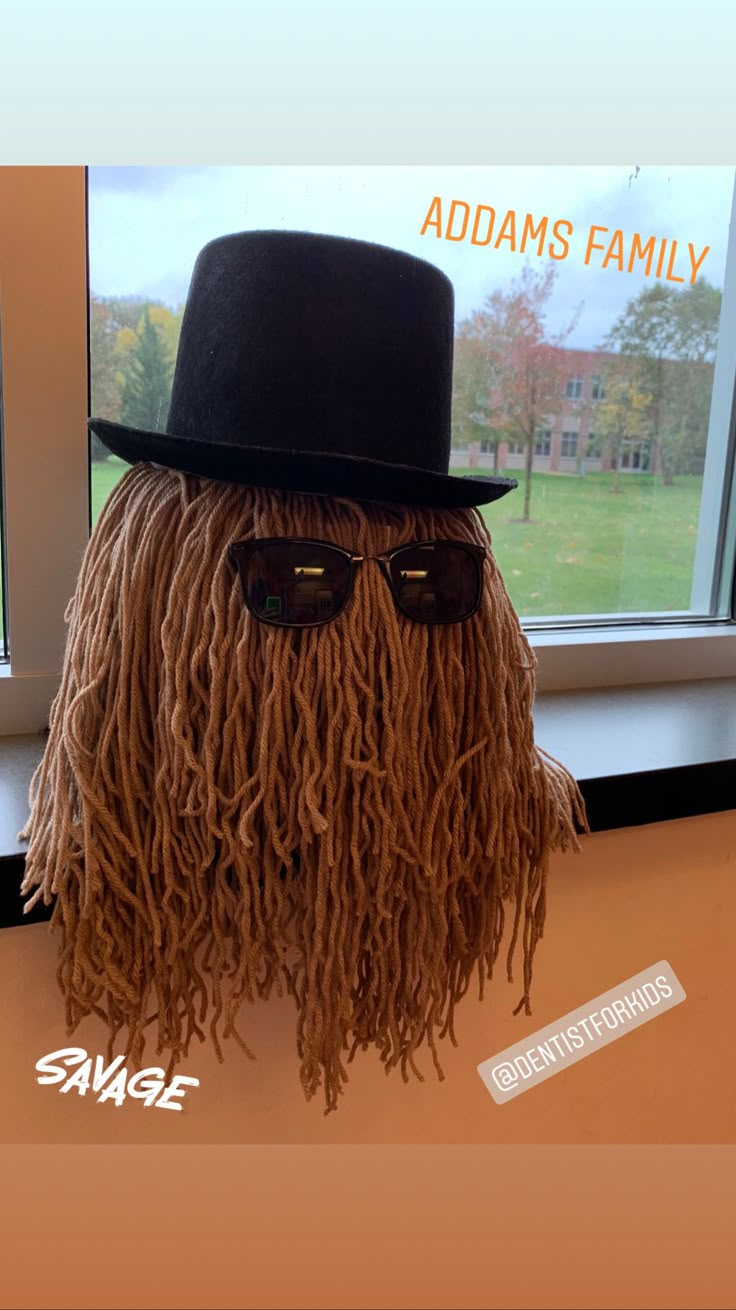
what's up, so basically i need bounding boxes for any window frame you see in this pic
[0,167,89,734]
[0,165,735,734]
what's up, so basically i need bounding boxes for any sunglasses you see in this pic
[227,536,487,628]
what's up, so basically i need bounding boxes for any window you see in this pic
[619,439,651,472]
[1,165,736,737]
[80,164,736,660]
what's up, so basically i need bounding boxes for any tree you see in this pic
[604,279,720,484]
[119,307,176,431]
[89,295,184,458]
[592,360,653,494]
[144,302,183,363]
[89,296,122,460]
[664,279,720,477]
[456,265,578,521]
[452,332,505,470]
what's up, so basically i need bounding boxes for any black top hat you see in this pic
[88,230,518,510]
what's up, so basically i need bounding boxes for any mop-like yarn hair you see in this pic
[19,462,587,1113]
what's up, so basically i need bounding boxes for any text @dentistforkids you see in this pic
[420,197,710,286]
[477,961,686,1105]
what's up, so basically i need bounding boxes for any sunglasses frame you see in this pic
[227,536,488,629]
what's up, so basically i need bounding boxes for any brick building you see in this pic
[452,346,660,476]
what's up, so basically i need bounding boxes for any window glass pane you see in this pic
[88,165,735,621]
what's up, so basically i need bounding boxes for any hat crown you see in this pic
[88,229,518,509]
[166,229,455,474]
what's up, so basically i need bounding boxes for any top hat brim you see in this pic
[88,418,518,510]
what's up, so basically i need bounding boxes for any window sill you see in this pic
[1,676,734,928]
[532,676,736,830]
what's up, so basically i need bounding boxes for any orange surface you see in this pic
[0,1145,733,1309]
[2,806,728,1310]
[1,809,734,1145]
[2,810,734,1309]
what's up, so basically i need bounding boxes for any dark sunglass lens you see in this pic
[389,543,481,623]
[237,542,351,626]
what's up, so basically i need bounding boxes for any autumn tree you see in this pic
[89,295,184,456]
[591,360,653,494]
[89,296,122,460]
[604,279,720,484]
[452,330,505,469]
[664,278,720,476]
[456,265,578,521]
[120,306,176,431]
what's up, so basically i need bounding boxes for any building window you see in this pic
[534,430,552,457]
[620,439,652,472]
[566,375,583,399]
[561,431,578,458]
[591,374,605,401]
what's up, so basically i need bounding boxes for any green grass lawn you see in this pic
[91,455,131,525]
[457,468,703,616]
[0,459,702,650]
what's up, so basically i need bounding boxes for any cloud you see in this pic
[88,166,208,196]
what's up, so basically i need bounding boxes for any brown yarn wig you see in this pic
[20,463,587,1113]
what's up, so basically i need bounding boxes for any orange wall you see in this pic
[1,808,734,1145]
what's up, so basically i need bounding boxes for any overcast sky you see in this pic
[88,165,734,350]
